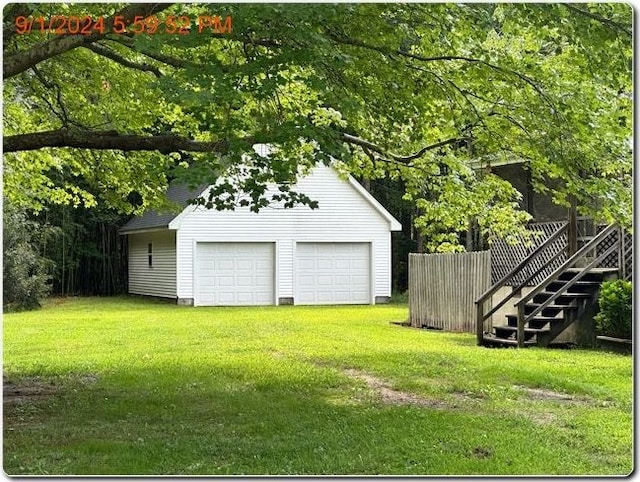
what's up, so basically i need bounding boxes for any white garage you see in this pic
[121,164,402,306]
[195,242,274,306]
[296,242,371,305]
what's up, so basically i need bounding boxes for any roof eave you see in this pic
[347,176,402,231]
[119,225,171,235]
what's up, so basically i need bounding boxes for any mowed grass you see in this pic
[3,297,633,475]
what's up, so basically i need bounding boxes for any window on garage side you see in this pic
[148,243,153,267]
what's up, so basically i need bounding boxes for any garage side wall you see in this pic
[174,165,393,304]
[128,231,177,298]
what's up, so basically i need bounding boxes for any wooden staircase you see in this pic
[476,223,630,348]
[482,268,618,347]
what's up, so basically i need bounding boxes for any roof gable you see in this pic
[121,166,401,233]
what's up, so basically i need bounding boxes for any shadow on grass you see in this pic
[3,357,631,477]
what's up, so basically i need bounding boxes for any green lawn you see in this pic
[3,297,633,475]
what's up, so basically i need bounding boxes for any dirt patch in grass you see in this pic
[342,368,450,408]
[3,373,98,405]
[471,446,493,459]
[512,385,596,426]
[514,385,580,402]
[3,375,61,405]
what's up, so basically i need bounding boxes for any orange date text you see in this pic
[14,14,232,35]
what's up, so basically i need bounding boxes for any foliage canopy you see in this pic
[3,3,632,251]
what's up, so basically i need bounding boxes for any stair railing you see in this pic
[514,223,618,347]
[619,227,633,281]
[475,223,568,345]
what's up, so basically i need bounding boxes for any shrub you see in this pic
[3,200,54,312]
[594,279,632,339]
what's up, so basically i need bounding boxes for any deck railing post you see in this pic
[517,303,526,348]
[618,225,624,279]
[476,300,484,346]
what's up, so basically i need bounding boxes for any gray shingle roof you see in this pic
[120,183,208,233]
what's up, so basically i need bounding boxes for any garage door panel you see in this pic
[218,259,234,270]
[236,259,253,270]
[317,275,335,285]
[350,258,368,268]
[196,242,274,306]
[316,259,333,269]
[335,275,350,285]
[296,242,370,305]
[298,274,314,284]
[256,259,272,269]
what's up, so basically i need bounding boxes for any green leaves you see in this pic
[3,3,631,250]
[594,280,632,339]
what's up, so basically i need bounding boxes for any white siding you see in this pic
[174,165,395,303]
[128,231,177,298]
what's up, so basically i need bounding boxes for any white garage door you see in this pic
[296,242,371,305]
[195,242,274,306]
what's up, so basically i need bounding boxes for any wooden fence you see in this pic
[409,251,491,332]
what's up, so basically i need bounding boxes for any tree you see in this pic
[3,3,632,252]
[3,197,55,311]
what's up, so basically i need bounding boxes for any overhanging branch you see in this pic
[3,128,249,154]
[561,3,632,37]
[106,35,227,72]
[3,3,172,78]
[5,127,466,164]
[3,3,33,42]
[327,33,553,108]
[84,43,163,77]
[340,133,469,163]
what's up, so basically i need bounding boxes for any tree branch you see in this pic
[340,133,469,163]
[84,43,163,78]
[106,35,227,72]
[3,128,254,154]
[561,3,632,37]
[31,65,73,127]
[3,3,34,42]
[5,126,466,165]
[3,3,172,79]
[105,35,193,69]
[327,33,553,108]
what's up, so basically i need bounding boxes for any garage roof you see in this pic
[119,183,207,234]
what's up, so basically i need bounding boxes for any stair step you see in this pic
[482,335,537,348]
[507,314,564,323]
[525,302,577,311]
[506,314,565,331]
[494,325,549,341]
[560,268,618,282]
[533,292,592,304]
[524,303,575,317]
[547,280,601,293]
[564,267,618,274]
